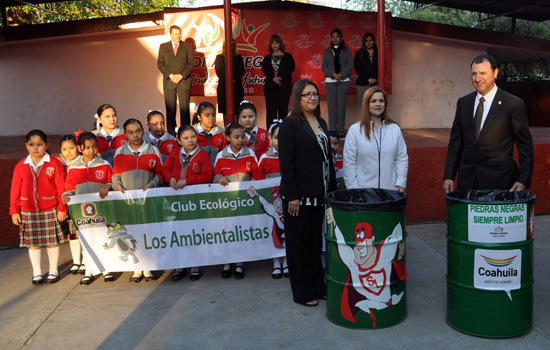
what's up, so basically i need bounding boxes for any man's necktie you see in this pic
[474,96,485,139]
[173,42,178,56]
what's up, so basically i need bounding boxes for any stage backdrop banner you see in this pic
[164,7,392,96]
[67,178,285,273]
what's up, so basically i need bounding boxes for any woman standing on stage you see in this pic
[262,34,295,128]
[354,33,380,107]
[278,79,337,307]
[321,28,353,139]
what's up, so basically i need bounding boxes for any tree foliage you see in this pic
[7,0,184,26]
[344,0,550,39]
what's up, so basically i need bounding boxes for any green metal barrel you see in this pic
[325,189,407,329]
[446,190,536,337]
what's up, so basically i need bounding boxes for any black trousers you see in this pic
[164,83,190,136]
[264,85,291,129]
[283,202,326,304]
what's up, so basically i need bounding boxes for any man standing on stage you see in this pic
[157,25,194,136]
[443,54,534,193]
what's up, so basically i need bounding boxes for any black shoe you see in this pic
[32,275,44,285]
[69,264,80,275]
[172,269,187,281]
[144,275,155,282]
[271,267,282,279]
[77,264,86,274]
[221,267,232,279]
[45,273,59,284]
[80,275,93,285]
[129,275,142,283]
[190,271,202,281]
[103,273,114,282]
[283,267,289,278]
[234,266,244,279]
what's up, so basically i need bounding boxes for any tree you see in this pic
[7,0,187,26]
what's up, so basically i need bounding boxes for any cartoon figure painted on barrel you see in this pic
[328,208,407,328]
[103,222,139,263]
[247,186,284,248]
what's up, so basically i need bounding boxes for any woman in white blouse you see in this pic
[343,86,408,191]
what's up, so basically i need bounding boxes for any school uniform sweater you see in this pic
[334,152,344,170]
[194,123,226,166]
[64,155,112,195]
[257,147,281,179]
[244,125,270,159]
[10,153,67,214]
[144,131,178,163]
[112,142,163,190]
[213,146,259,183]
[92,127,127,164]
[163,146,213,185]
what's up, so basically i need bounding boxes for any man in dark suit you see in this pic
[443,54,534,193]
[157,25,194,136]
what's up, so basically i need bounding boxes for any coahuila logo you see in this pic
[474,248,521,301]
[76,202,106,228]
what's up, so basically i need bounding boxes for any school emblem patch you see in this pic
[167,144,174,152]
[149,159,157,168]
[120,139,128,146]
[246,161,252,171]
[260,133,266,141]
[46,167,55,176]
[95,170,105,180]
[218,138,223,148]
[192,163,201,173]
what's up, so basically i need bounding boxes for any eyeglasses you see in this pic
[301,92,320,99]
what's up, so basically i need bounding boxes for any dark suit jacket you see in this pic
[279,115,337,201]
[157,40,194,91]
[214,54,245,114]
[262,52,295,93]
[444,87,534,190]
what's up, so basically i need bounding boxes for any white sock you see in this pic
[273,258,282,269]
[223,264,231,270]
[143,270,153,277]
[28,249,42,276]
[191,267,199,274]
[69,239,81,265]
[46,247,59,275]
[282,257,288,269]
[132,270,143,278]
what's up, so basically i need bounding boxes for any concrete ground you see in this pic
[1,218,549,350]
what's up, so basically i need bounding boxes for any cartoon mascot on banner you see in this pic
[247,186,284,248]
[327,208,407,328]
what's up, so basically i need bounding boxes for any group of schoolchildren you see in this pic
[10,100,350,286]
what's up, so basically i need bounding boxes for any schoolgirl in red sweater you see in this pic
[192,101,226,166]
[10,130,68,284]
[256,120,288,279]
[213,123,260,279]
[144,110,178,163]
[163,124,213,281]
[238,101,270,159]
[91,104,127,165]
[58,134,84,275]
[63,132,112,284]
[113,118,163,283]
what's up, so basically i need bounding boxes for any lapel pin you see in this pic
[498,101,502,105]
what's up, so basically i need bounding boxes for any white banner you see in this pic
[68,178,286,274]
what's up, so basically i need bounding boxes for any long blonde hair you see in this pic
[359,86,395,140]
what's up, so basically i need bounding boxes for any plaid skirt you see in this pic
[59,214,78,240]
[20,208,68,248]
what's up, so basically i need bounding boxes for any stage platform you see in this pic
[2,128,549,245]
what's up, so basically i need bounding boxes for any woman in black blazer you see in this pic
[278,79,337,307]
[262,34,295,128]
